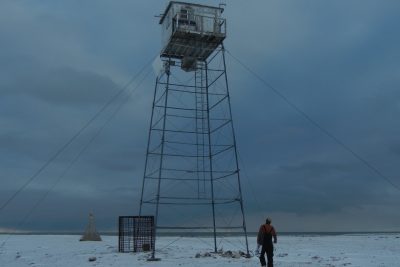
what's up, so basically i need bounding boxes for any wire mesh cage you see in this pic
[118,216,155,253]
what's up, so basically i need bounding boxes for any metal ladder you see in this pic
[195,63,208,198]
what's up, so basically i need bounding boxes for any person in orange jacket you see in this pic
[257,217,277,267]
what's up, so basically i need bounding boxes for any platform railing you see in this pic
[172,13,226,36]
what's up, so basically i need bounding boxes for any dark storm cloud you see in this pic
[1,0,399,232]
[85,145,143,173]
[268,161,391,211]
[0,186,138,232]
[0,63,125,171]
[3,66,119,105]
[390,145,400,157]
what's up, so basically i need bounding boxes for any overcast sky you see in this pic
[1,0,399,233]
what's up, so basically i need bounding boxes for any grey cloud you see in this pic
[243,159,398,216]
[0,187,137,232]
[279,161,355,177]
[3,66,119,106]
[85,147,144,173]
[390,145,400,156]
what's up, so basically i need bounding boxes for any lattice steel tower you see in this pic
[139,1,249,259]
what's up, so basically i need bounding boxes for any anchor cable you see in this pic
[0,55,156,214]
[226,49,400,192]
[0,67,153,250]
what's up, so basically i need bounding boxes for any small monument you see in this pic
[80,213,102,241]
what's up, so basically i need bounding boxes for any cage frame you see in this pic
[118,216,155,253]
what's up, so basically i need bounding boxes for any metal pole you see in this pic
[139,75,160,216]
[150,61,171,261]
[195,69,200,197]
[221,44,250,256]
[205,61,218,253]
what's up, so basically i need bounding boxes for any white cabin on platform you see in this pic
[159,1,226,62]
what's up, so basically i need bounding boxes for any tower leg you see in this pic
[150,62,171,261]
[221,45,250,256]
[204,61,218,253]
[139,77,159,216]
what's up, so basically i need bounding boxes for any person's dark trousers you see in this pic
[259,244,274,267]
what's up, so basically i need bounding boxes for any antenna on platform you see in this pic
[219,0,226,11]
[138,1,250,260]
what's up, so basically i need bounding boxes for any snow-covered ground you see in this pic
[1,234,399,266]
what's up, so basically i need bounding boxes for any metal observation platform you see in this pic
[139,1,249,260]
[159,1,226,69]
